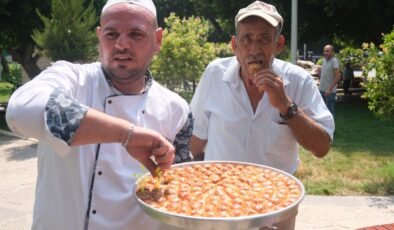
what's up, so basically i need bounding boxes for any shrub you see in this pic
[150,13,216,92]
[337,47,365,69]
[362,29,394,120]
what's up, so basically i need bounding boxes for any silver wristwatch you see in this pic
[280,103,298,120]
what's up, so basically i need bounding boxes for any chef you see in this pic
[5,0,192,229]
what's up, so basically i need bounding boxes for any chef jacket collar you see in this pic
[101,64,153,95]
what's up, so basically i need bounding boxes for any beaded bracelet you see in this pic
[122,124,135,148]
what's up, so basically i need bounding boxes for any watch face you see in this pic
[280,103,298,120]
[290,103,298,115]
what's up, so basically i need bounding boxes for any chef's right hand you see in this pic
[123,125,175,175]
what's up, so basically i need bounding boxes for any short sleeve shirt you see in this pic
[319,57,340,92]
[191,57,334,174]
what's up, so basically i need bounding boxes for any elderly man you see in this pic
[190,2,334,228]
[6,0,192,229]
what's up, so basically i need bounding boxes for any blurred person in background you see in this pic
[342,62,354,96]
[319,44,341,115]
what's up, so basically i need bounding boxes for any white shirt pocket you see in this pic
[263,122,299,173]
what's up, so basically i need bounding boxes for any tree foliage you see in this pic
[32,0,98,62]
[0,0,51,79]
[160,0,394,51]
[150,13,216,92]
[1,0,393,79]
[299,0,394,51]
[337,47,365,69]
[362,29,394,120]
[155,0,195,28]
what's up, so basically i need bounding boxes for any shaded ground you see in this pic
[0,131,37,230]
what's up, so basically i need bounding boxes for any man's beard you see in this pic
[103,66,146,84]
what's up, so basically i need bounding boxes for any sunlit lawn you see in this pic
[0,80,12,130]
[0,81,13,103]
[295,97,394,195]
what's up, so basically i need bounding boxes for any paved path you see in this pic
[0,131,36,230]
[0,130,393,230]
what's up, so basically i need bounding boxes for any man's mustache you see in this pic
[245,54,265,63]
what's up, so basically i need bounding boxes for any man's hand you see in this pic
[70,109,175,175]
[253,69,291,115]
[324,88,333,96]
[124,126,175,175]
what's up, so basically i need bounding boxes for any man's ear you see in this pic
[231,36,237,53]
[96,26,101,40]
[155,28,163,54]
[275,35,285,55]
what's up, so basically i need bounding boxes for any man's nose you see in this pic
[114,34,131,50]
[249,40,262,55]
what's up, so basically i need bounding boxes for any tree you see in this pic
[32,0,98,62]
[155,0,195,28]
[150,13,216,94]
[174,0,393,52]
[299,0,394,52]
[155,0,276,42]
[0,0,51,79]
[362,29,394,120]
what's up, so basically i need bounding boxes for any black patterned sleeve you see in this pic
[45,89,89,145]
[173,111,194,164]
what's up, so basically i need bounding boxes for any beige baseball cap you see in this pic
[235,1,283,32]
[102,0,156,17]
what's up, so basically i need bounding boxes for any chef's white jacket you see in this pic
[6,61,190,230]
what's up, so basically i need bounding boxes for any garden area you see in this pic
[296,98,394,196]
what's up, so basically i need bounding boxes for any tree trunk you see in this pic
[0,53,10,73]
[21,61,42,79]
[207,16,230,42]
[9,41,42,80]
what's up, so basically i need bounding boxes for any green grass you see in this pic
[0,80,12,131]
[295,98,394,195]
[0,81,13,103]
[0,62,22,130]
[1,62,21,103]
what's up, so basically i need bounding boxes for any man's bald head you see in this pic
[323,44,335,60]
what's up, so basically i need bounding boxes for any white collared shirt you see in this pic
[6,61,190,230]
[191,57,334,174]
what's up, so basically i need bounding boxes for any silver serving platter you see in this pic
[134,161,305,230]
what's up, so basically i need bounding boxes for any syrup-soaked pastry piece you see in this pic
[248,62,262,76]
[136,163,302,218]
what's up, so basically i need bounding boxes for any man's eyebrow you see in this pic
[102,26,146,33]
[102,26,116,32]
[240,32,271,37]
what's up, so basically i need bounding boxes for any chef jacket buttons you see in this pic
[98,171,102,176]
[92,210,96,214]
[108,100,112,104]
[142,110,145,114]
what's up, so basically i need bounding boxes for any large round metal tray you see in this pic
[134,161,305,230]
